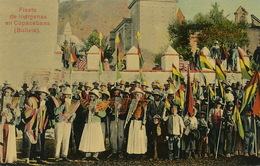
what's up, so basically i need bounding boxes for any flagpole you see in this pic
[254,114,258,157]
[70,39,73,86]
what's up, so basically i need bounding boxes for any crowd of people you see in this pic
[0,78,260,164]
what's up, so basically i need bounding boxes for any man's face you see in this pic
[171,107,178,114]
[93,83,99,88]
[102,94,109,101]
[237,86,241,90]
[89,94,95,101]
[39,93,47,101]
[145,93,150,99]
[84,86,91,91]
[114,90,121,97]
[100,85,106,91]
[72,85,78,89]
[134,93,142,99]
[167,94,174,101]
[135,82,140,87]
[154,95,160,101]
[5,89,12,97]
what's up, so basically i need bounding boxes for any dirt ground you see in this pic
[13,138,260,166]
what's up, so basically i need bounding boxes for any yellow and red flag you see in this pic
[241,71,260,112]
[200,51,214,70]
[238,48,252,80]
[215,58,226,81]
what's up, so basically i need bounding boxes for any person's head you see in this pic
[113,87,123,97]
[48,88,56,96]
[171,105,178,115]
[144,88,152,99]
[84,82,92,91]
[100,82,107,91]
[215,98,223,109]
[52,83,58,89]
[36,87,49,101]
[152,89,161,101]
[245,109,252,117]
[22,83,29,91]
[134,80,140,88]
[101,91,110,101]
[133,88,144,99]
[4,87,14,97]
[141,80,147,89]
[93,81,99,89]
[61,87,72,104]
[153,115,161,124]
[199,111,206,119]
[59,84,66,91]
[227,102,234,110]
[89,89,100,101]
[236,82,242,90]
[167,89,175,101]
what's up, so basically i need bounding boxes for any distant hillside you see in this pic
[58,0,130,39]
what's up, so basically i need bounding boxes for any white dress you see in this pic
[79,102,105,153]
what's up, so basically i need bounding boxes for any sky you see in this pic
[177,0,260,21]
[59,0,259,21]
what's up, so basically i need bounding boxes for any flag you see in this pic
[172,63,184,84]
[99,32,104,75]
[168,76,176,91]
[218,80,226,100]
[136,31,144,69]
[186,69,195,116]
[165,97,171,110]
[200,51,214,70]
[238,48,252,80]
[252,85,260,117]
[233,100,244,139]
[241,71,260,112]
[175,84,185,110]
[215,58,226,81]
[70,45,78,63]
[192,75,198,95]
[202,73,215,100]
[116,34,121,80]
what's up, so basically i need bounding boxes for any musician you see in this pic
[22,87,49,164]
[53,88,78,161]
[125,88,148,155]
[79,89,106,161]
[108,87,127,159]
[0,85,20,163]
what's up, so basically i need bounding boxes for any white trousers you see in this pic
[54,121,72,158]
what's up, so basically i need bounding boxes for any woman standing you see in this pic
[79,89,106,161]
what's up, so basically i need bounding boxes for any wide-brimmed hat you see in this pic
[153,114,161,119]
[89,89,100,98]
[144,87,153,94]
[112,86,123,92]
[3,85,16,92]
[36,87,49,95]
[21,83,29,89]
[119,80,126,85]
[132,88,144,95]
[59,84,65,88]
[3,80,10,85]
[152,89,162,96]
[93,81,99,85]
[167,89,174,95]
[62,87,72,95]
[215,98,224,105]
[101,90,110,98]
[226,87,232,91]
[73,82,79,86]
[141,80,147,86]
[100,82,107,87]
[84,82,92,87]
[134,79,141,84]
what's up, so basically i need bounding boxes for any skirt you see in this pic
[127,120,147,154]
[79,122,105,152]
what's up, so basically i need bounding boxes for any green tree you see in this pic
[80,29,114,62]
[168,2,249,61]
